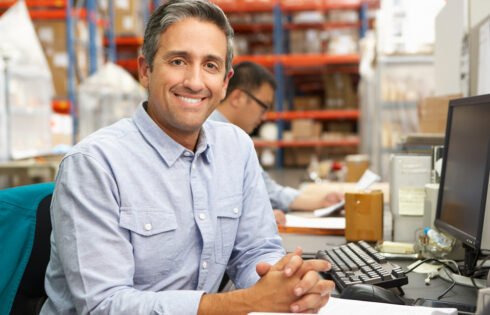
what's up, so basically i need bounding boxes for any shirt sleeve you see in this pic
[225,140,286,289]
[262,169,299,212]
[51,153,205,315]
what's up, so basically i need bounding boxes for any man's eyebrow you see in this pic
[161,51,191,59]
[161,51,225,65]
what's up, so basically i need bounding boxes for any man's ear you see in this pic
[138,55,150,88]
[228,89,246,109]
[220,68,234,101]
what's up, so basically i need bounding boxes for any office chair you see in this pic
[0,182,54,315]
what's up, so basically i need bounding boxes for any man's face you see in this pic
[138,18,232,145]
[237,82,274,134]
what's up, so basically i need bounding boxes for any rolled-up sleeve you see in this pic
[51,153,205,314]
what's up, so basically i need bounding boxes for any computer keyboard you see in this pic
[316,241,408,292]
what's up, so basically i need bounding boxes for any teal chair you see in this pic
[0,182,55,315]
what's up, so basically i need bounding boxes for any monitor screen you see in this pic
[435,94,490,250]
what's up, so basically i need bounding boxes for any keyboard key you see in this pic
[316,241,409,292]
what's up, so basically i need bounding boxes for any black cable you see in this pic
[437,268,456,300]
[404,258,459,275]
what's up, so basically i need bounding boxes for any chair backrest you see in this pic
[0,182,54,315]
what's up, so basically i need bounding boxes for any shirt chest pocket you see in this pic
[119,208,183,282]
[215,196,242,265]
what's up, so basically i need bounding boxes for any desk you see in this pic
[0,157,60,188]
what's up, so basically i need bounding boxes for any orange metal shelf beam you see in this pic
[28,8,86,19]
[253,138,360,148]
[232,23,274,32]
[265,110,359,120]
[285,21,360,30]
[116,59,138,72]
[233,54,359,67]
[211,0,276,13]
[104,36,143,46]
[0,0,66,8]
[281,0,362,12]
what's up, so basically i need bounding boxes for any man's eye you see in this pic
[170,59,184,66]
[206,63,218,70]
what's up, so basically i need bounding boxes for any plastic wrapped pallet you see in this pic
[78,62,146,140]
[0,1,54,162]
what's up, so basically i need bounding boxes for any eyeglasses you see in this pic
[239,89,272,113]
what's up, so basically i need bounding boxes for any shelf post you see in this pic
[107,0,117,62]
[273,1,284,168]
[66,0,78,144]
[359,2,368,38]
[87,0,97,74]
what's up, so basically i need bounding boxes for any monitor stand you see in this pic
[437,244,486,288]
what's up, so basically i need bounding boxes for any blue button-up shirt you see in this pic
[41,103,285,315]
[209,110,299,211]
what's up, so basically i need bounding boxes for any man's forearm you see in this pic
[198,289,253,315]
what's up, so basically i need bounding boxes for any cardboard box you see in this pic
[291,119,322,139]
[34,20,89,97]
[293,96,321,111]
[345,190,384,242]
[418,94,462,133]
[114,0,144,37]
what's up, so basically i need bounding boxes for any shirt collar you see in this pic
[133,102,213,167]
[209,109,230,123]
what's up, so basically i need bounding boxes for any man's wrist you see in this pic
[198,288,253,315]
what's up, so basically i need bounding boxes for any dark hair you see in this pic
[225,61,276,98]
[142,0,234,75]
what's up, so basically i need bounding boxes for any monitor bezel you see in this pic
[434,94,490,251]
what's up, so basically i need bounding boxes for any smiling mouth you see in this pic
[176,95,205,105]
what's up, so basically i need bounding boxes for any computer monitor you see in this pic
[434,94,490,277]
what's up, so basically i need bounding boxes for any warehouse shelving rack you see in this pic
[213,0,378,167]
[0,0,102,144]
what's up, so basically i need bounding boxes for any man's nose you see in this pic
[183,66,205,92]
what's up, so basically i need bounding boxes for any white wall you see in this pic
[434,1,467,95]
[470,0,490,27]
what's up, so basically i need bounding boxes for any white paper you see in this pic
[477,19,490,94]
[249,297,457,315]
[314,169,380,217]
[398,187,425,216]
[285,214,345,230]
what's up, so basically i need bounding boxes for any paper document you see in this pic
[285,214,345,230]
[398,187,425,216]
[249,297,457,315]
[314,169,380,217]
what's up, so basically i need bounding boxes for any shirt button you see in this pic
[199,213,206,220]
[233,207,239,214]
[144,223,152,231]
[184,151,192,157]
[202,261,208,269]
[192,164,196,170]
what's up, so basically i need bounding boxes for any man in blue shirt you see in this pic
[41,1,334,314]
[209,61,343,225]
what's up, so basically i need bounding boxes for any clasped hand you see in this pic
[253,248,335,313]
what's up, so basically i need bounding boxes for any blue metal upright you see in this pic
[66,0,78,144]
[106,0,117,62]
[359,2,368,38]
[273,3,284,168]
[87,0,98,74]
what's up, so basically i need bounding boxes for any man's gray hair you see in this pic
[142,0,234,76]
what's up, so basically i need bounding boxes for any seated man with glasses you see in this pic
[209,61,342,226]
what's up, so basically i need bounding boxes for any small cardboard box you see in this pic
[291,119,322,139]
[114,0,144,37]
[418,94,462,133]
[345,190,383,242]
